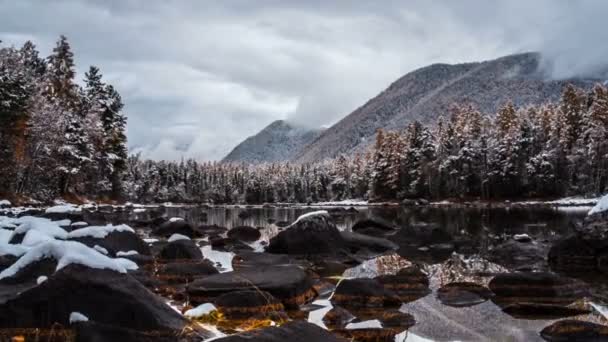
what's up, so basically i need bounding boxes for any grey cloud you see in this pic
[1,0,607,160]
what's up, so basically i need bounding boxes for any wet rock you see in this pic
[154,220,199,239]
[341,231,398,254]
[197,224,227,237]
[436,282,494,307]
[157,260,218,283]
[0,255,17,273]
[70,230,151,257]
[43,212,84,222]
[227,226,261,242]
[266,213,346,255]
[158,239,203,260]
[129,270,166,289]
[376,266,430,303]
[212,320,347,342]
[73,320,206,342]
[187,265,315,309]
[210,237,254,252]
[214,290,286,320]
[489,272,589,306]
[121,253,155,266]
[548,235,604,275]
[323,306,356,329]
[351,219,396,237]
[487,240,547,271]
[332,278,401,309]
[502,303,591,320]
[540,320,608,342]
[0,264,189,331]
[380,310,416,330]
[232,251,297,269]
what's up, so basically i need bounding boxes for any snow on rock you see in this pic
[116,250,139,257]
[67,224,134,239]
[513,234,532,242]
[589,195,608,216]
[69,312,89,323]
[71,221,88,228]
[37,275,47,284]
[53,219,71,227]
[0,240,138,280]
[201,245,234,272]
[168,233,190,242]
[11,216,69,242]
[291,210,329,226]
[133,208,147,213]
[346,319,383,330]
[0,200,11,208]
[21,229,56,247]
[45,204,82,214]
[93,245,109,255]
[169,217,184,223]
[144,238,159,243]
[0,241,28,257]
[184,303,217,318]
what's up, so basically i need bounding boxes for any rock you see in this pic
[121,254,155,266]
[0,264,189,331]
[323,306,356,329]
[376,266,430,303]
[335,310,416,342]
[548,235,604,275]
[436,282,494,307]
[212,320,347,342]
[0,258,57,285]
[351,219,396,237]
[157,260,218,283]
[341,231,398,254]
[158,239,203,260]
[380,310,416,330]
[227,226,261,242]
[73,320,207,341]
[214,290,286,320]
[487,240,547,271]
[70,230,151,257]
[489,272,589,307]
[0,255,17,273]
[210,237,254,252]
[43,212,84,222]
[540,320,608,342]
[197,224,227,237]
[332,278,401,309]
[187,265,315,309]
[154,220,199,239]
[232,251,297,269]
[502,303,591,320]
[266,213,346,255]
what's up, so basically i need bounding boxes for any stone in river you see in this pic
[154,220,200,239]
[331,278,401,309]
[266,213,346,255]
[502,303,591,320]
[376,266,430,303]
[214,290,286,321]
[187,265,315,309]
[70,229,151,257]
[437,282,494,307]
[227,226,261,242]
[540,320,608,342]
[323,306,356,329]
[212,320,348,342]
[0,264,190,332]
[156,260,218,283]
[489,272,589,307]
[158,239,203,260]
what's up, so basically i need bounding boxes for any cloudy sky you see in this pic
[1,0,606,160]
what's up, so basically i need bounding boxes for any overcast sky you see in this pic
[1,0,607,160]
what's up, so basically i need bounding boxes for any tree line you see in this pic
[2,37,607,204]
[0,36,127,202]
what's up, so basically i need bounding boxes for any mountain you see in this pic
[223,120,322,163]
[293,52,601,163]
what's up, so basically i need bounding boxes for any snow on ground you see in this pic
[45,204,82,214]
[0,240,138,280]
[168,233,190,242]
[201,245,233,272]
[184,303,217,318]
[67,224,134,239]
[69,312,89,323]
[589,194,608,216]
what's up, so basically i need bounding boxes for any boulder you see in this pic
[341,231,398,254]
[436,282,494,307]
[70,230,151,257]
[0,264,189,331]
[210,237,254,252]
[154,220,199,239]
[548,235,604,275]
[214,290,286,320]
[156,260,218,283]
[488,240,547,271]
[158,239,202,260]
[489,272,589,306]
[266,213,346,255]
[376,266,430,303]
[0,257,57,285]
[331,278,401,309]
[322,306,356,329]
[227,226,261,242]
[502,303,591,320]
[232,251,297,269]
[351,219,397,237]
[187,265,315,309]
[212,320,347,342]
[73,320,208,342]
[540,320,608,342]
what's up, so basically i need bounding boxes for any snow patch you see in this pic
[169,217,184,222]
[71,221,88,228]
[93,245,109,255]
[168,233,190,242]
[184,303,217,318]
[69,312,89,323]
[133,208,146,213]
[346,319,382,329]
[0,200,11,207]
[116,250,139,256]
[589,194,608,216]
[67,224,134,239]
[201,245,234,272]
[45,204,81,214]
[12,216,69,241]
[0,240,138,280]
[36,275,47,284]
[144,238,159,243]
